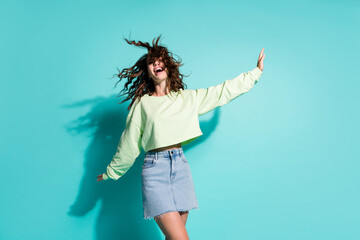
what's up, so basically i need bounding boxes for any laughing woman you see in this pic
[97,35,265,239]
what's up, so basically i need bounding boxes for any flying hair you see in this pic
[113,34,189,110]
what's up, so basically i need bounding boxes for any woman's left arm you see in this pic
[195,48,266,116]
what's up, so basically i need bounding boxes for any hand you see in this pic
[257,48,265,72]
[97,174,104,182]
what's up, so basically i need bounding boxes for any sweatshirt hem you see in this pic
[144,131,203,153]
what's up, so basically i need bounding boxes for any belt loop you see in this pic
[155,152,158,162]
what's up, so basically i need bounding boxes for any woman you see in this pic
[97,35,266,239]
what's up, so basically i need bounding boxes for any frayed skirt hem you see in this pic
[143,206,199,220]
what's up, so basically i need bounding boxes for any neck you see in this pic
[153,79,169,96]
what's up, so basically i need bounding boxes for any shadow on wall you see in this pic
[62,94,220,240]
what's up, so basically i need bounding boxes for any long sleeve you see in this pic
[195,66,263,116]
[102,100,143,181]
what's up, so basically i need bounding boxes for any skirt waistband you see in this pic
[146,147,184,158]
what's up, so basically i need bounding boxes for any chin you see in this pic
[154,75,168,81]
[154,78,167,83]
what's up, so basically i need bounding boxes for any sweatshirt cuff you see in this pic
[102,173,110,181]
[252,66,263,81]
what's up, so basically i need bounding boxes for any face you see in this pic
[147,56,169,83]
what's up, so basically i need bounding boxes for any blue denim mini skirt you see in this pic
[141,147,199,220]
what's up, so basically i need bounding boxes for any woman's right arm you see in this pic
[97,99,143,181]
[99,119,142,181]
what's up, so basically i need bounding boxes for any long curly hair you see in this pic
[113,35,189,110]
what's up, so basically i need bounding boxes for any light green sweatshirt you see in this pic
[102,66,263,180]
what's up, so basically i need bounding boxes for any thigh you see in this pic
[179,211,189,226]
[154,211,189,240]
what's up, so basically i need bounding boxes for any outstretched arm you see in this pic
[98,120,142,181]
[195,48,266,116]
[97,100,143,181]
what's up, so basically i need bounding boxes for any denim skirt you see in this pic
[141,147,199,220]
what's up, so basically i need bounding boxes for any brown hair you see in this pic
[113,35,189,110]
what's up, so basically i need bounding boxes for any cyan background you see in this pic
[1,0,359,239]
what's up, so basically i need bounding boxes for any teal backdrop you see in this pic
[1,0,359,239]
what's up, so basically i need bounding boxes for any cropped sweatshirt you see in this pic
[102,66,263,180]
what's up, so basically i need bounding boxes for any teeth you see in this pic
[155,67,162,73]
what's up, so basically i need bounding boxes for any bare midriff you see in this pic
[150,143,182,152]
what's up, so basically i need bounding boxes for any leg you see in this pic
[154,211,189,240]
[179,211,189,226]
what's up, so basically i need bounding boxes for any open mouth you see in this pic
[154,67,164,74]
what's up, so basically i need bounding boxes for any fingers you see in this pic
[257,48,265,71]
[258,48,264,61]
[260,54,265,61]
[258,49,266,66]
[97,174,103,181]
